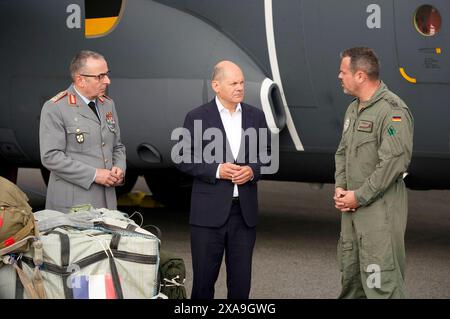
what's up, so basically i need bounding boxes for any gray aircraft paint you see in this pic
[0,0,449,190]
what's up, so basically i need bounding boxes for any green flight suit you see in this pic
[334,81,414,298]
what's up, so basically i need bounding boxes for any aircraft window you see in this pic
[414,5,441,36]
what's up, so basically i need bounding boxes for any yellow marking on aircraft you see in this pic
[399,67,417,84]
[85,17,118,37]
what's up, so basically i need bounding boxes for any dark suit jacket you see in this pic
[176,99,270,228]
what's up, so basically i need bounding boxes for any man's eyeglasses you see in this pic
[79,70,111,81]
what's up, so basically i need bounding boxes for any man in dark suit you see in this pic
[176,60,271,299]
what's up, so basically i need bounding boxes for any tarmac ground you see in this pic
[17,168,450,299]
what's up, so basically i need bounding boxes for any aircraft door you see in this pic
[394,1,449,84]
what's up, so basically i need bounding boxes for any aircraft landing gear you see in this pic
[0,164,18,183]
[144,169,192,210]
[115,170,139,198]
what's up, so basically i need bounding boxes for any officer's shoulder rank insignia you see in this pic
[98,95,111,104]
[51,91,67,103]
[385,96,400,109]
[68,93,77,106]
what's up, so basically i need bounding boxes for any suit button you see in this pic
[105,159,108,163]
[102,142,105,147]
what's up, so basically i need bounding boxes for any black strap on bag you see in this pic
[50,230,73,299]
[15,259,24,299]
[109,234,124,299]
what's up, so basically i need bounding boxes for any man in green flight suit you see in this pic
[334,47,414,298]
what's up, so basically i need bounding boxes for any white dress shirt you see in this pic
[214,96,242,197]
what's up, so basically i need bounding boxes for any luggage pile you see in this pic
[0,182,161,299]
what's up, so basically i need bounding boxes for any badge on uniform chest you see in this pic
[357,120,373,133]
[76,133,84,143]
[105,111,116,132]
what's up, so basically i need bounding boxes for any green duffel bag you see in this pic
[0,176,40,255]
[0,176,45,299]
[159,250,187,299]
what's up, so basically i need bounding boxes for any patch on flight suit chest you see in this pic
[357,120,373,133]
[343,118,350,133]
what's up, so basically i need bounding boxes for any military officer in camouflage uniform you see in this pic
[334,47,414,298]
[39,50,126,213]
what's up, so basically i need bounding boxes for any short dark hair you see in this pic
[341,47,380,80]
[70,50,105,81]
